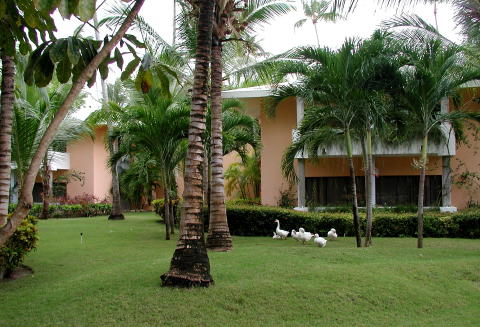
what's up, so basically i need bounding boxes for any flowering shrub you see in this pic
[0,215,38,278]
[9,193,112,218]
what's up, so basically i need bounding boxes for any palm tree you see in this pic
[110,88,190,239]
[207,0,293,251]
[274,42,366,247]
[395,37,480,248]
[0,0,146,247]
[225,151,261,200]
[205,97,260,250]
[161,0,215,287]
[354,31,404,246]
[12,54,91,217]
[12,60,91,219]
[295,0,341,46]
[0,0,57,228]
[0,53,15,228]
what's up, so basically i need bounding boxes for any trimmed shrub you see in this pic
[226,198,261,206]
[0,215,39,278]
[8,203,111,218]
[223,205,480,238]
[152,198,180,222]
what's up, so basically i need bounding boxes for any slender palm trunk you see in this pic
[0,53,15,227]
[313,23,320,47]
[161,0,214,287]
[169,194,175,235]
[207,35,232,251]
[417,134,428,249]
[96,13,125,222]
[109,136,125,220]
[346,130,362,248]
[164,184,171,240]
[40,156,51,219]
[203,147,209,207]
[0,0,145,247]
[173,0,177,45]
[364,129,373,247]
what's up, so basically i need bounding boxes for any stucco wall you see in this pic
[451,89,480,208]
[92,126,111,200]
[66,126,111,200]
[260,97,297,206]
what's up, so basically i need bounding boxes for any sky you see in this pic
[52,0,462,119]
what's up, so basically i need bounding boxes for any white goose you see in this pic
[274,219,289,239]
[272,232,282,239]
[297,228,314,244]
[313,234,327,247]
[291,229,300,242]
[327,228,338,240]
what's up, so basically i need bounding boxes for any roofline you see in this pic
[221,87,272,99]
[221,80,480,99]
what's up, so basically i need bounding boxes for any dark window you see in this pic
[53,183,67,198]
[306,176,365,207]
[32,183,43,203]
[306,175,441,207]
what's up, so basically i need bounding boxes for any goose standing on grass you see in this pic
[291,229,300,241]
[313,234,327,247]
[274,219,289,239]
[327,228,338,240]
[272,232,282,239]
[298,228,314,244]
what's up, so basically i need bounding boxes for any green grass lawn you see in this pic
[1,212,479,327]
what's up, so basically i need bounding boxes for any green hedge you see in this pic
[0,215,39,278]
[219,205,480,238]
[8,203,112,218]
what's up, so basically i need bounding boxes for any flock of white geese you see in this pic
[273,219,337,248]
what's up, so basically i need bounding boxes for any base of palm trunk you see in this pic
[161,245,213,288]
[108,214,125,220]
[206,232,232,251]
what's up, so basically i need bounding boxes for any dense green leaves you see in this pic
[121,58,141,81]
[23,32,143,88]
[0,0,55,56]
[34,0,97,21]
[24,37,101,87]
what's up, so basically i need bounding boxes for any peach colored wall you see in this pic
[92,126,111,200]
[66,131,94,196]
[451,89,480,208]
[260,97,297,206]
[66,126,111,200]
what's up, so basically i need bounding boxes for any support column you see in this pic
[295,97,306,211]
[297,159,306,208]
[441,156,456,212]
[371,156,376,208]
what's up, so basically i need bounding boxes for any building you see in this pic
[222,85,480,211]
[20,85,479,211]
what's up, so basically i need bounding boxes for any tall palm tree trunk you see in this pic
[169,192,175,235]
[313,23,320,47]
[0,53,15,227]
[40,155,51,219]
[346,130,362,247]
[95,13,125,222]
[364,129,373,247]
[161,0,214,287]
[164,184,171,240]
[417,134,428,249]
[0,0,145,247]
[109,137,125,220]
[207,36,232,251]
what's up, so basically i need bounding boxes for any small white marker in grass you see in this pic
[80,232,84,244]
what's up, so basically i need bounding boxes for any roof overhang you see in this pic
[221,85,273,99]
